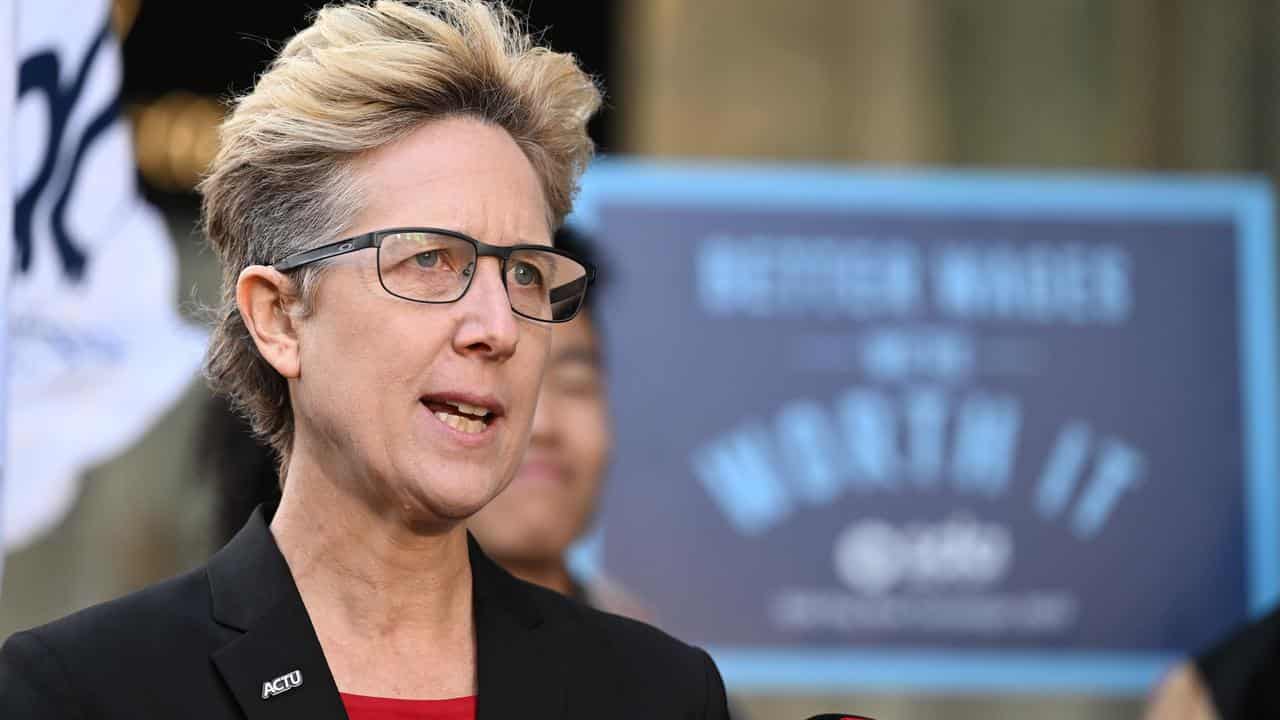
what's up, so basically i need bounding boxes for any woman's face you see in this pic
[288,116,553,527]
[467,311,611,563]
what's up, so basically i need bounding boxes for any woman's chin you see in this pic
[389,476,504,527]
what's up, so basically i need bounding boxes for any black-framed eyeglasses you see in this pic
[273,227,595,323]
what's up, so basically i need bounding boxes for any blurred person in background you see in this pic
[465,225,609,600]
[465,226,652,620]
[0,2,729,718]
[1145,605,1280,719]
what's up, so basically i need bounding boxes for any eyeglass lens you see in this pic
[377,231,588,321]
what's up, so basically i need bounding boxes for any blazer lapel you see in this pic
[207,507,348,720]
[470,534,566,720]
[205,509,568,720]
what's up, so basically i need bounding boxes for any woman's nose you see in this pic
[451,256,520,359]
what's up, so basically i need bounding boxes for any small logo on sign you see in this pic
[833,514,1012,596]
[261,670,303,700]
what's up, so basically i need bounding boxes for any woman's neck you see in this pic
[270,452,477,697]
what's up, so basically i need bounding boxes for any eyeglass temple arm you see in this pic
[273,233,378,272]
[549,274,591,304]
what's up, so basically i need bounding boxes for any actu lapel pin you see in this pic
[261,670,304,700]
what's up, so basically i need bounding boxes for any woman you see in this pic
[195,226,646,616]
[0,2,730,718]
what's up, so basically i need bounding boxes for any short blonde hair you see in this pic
[200,0,601,464]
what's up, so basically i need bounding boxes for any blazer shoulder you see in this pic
[1,565,223,717]
[526,579,692,653]
[1,627,86,719]
[5,563,227,687]
[521,580,729,716]
[22,565,214,651]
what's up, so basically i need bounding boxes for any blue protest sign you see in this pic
[570,161,1278,693]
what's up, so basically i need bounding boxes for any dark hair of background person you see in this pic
[198,225,608,547]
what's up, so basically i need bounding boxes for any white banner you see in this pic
[6,0,207,551]
[1,0,17,580]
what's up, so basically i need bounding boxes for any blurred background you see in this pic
[8,1,1280,718]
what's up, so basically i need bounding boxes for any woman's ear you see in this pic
[237,266,303,379]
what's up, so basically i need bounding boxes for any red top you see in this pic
[340,692,476,720]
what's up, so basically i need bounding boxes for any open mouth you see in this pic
[421,397,498,435]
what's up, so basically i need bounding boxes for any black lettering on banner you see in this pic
[15,21,120,282]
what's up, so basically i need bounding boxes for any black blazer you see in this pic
[1195,603,1280,719]
[0,506,730,719]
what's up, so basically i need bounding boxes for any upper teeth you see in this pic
[449,401,490,417]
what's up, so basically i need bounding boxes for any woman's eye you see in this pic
[512,262,543,286]
[415,251,440,268]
